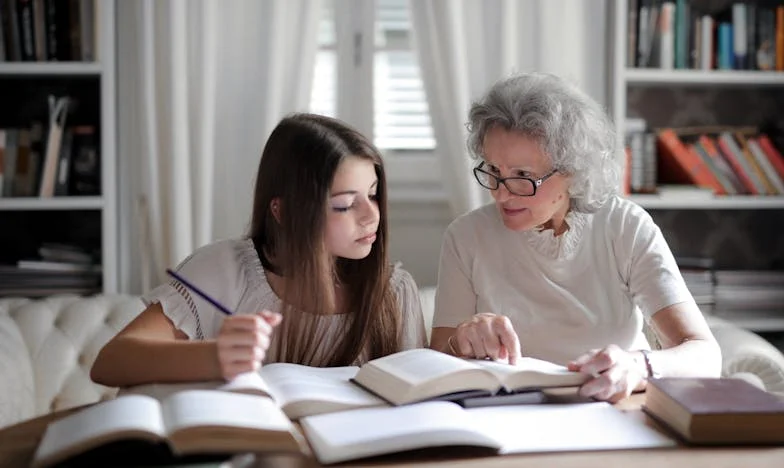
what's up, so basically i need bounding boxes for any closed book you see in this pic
[657,129,723,193]
[643,378,784,445]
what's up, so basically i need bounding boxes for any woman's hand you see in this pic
[216,310,282,380]
[451,313,522,364]
[568,344,647,403]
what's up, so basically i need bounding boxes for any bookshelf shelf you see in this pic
[624,69,784,87]
[628,195,784,210]
[0,197,104,211]
[0,63,102,76]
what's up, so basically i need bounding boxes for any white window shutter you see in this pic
[310,0,435,151]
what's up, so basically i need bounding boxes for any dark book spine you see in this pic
[1,0,23,61]
[15,0,35,61]
[43,0,56,59]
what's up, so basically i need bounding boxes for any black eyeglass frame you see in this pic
[473,162,558,197]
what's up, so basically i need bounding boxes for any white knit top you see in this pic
[432,196,693,365]
[143,238,427,365]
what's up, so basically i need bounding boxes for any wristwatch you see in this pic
[639,349,661,379]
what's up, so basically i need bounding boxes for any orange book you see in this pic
[757,135,784,181]
[777,7,784,70]
[623,146,632,195]
[657,129,724,194]
[716,134,761,195]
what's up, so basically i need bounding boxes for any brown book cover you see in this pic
[643,378,784,445]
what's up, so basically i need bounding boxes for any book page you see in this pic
[260,363,386,419]
[300,401,501,464]
[473,357,588,390]
[468,402,676,454]
[364,348,485,387]
[121,373,272,401]
[33,395,165,468]
[161,390,291,435]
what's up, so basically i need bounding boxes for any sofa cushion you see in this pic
[4,295,145,422]
[0,299,36,428]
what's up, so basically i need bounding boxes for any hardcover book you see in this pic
[643,377,784,445]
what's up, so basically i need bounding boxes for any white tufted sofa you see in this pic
[0,295,145,429]
[2,290,784,430]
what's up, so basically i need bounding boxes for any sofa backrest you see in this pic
[0,295,144,428]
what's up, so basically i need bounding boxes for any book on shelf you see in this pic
[301,400,675,464]
[31,390,307,468]
[627,0,780,71]
[0,0,97,62]
[657,129,724,195]
[643,377,784,445]
[125,362,388,421]
[351,348,589,406]
[16,259,101,273]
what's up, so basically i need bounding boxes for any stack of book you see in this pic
[677,257,715,314]
[0,243,101,297]
[712,270,784,321]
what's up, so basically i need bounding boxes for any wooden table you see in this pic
[3,395,784,468]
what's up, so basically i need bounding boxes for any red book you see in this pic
[716,134,760,194]
[657,129,724,194]
[757,134,784,181]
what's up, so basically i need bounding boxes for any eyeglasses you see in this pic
[473,162,558,197]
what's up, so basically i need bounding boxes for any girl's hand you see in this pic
[451,313,522,364]
[215,310,282,380]
[568,344,648,403]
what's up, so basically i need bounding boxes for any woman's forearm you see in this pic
[648,338,722,379]
[91,336,221,387]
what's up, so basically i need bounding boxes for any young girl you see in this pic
[91,113,427,387]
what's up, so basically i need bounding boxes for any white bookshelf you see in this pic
[0,0,118,293]
[0,197,105,211]
[0,62,103,76]
[628,194,784,210]
[624,68,784,86]
[611,0,784,331]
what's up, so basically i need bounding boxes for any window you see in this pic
[310,0,442,200]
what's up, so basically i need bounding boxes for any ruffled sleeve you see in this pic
[391,264,428,349]
[141,239,246,340]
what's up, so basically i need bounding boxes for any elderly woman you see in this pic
[430,72,721,402]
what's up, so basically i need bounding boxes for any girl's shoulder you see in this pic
[390,262,417,289]
[177,237,254,270]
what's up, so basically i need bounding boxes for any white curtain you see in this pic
[117,0,320,293]
[409,0,608,217]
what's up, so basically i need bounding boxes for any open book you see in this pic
[124,362,387,420]
[301,400,676,464]
[32,390,307,468]
[352,348,590,405]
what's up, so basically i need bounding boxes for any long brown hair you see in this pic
[248,113,400,366]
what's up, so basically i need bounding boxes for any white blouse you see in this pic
[433,196,694,365]
[142,238,427,365]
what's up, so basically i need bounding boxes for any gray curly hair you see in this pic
[466,72,621,213]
